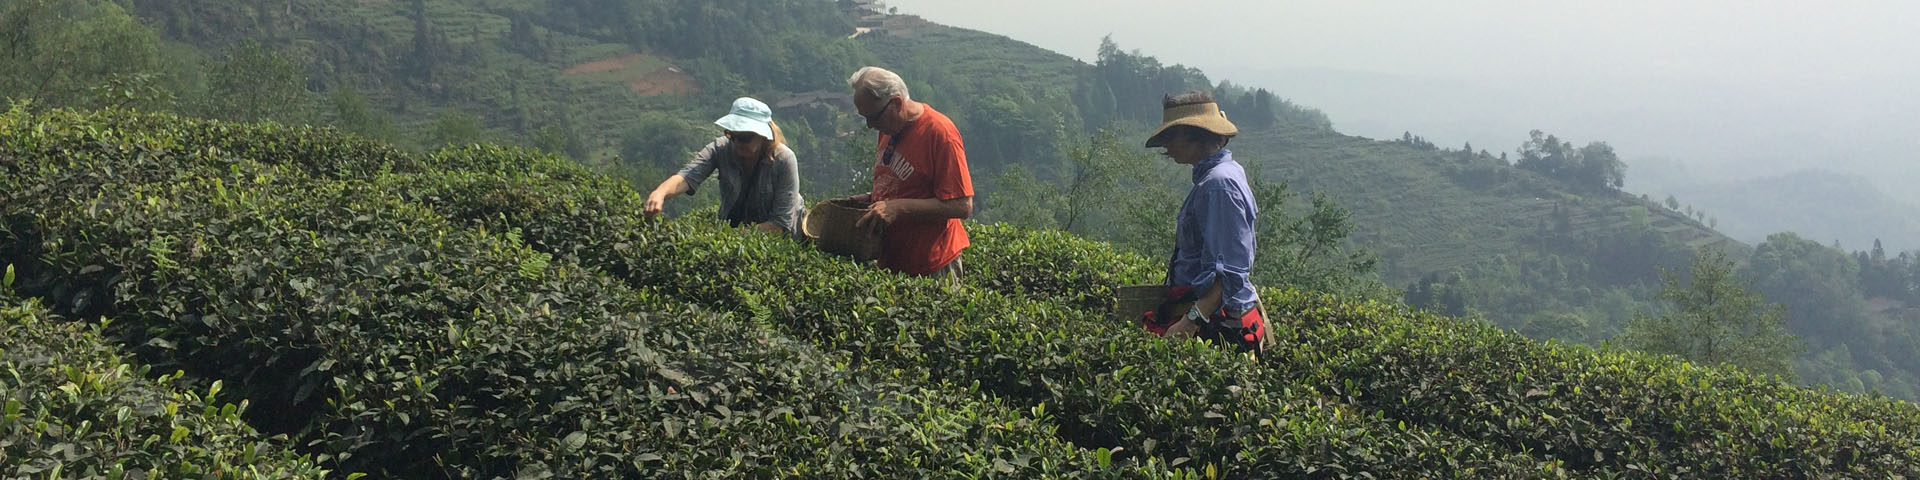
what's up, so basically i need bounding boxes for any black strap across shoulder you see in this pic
[726,159,765,227]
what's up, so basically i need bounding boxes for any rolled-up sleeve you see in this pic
[676,139,724,194]
[1192,185,1258,312]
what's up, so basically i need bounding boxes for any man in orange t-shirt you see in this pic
[841,66,973,280]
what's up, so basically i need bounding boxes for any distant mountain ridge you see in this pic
[1650,168,1920,252]
[1215,64,1920,210]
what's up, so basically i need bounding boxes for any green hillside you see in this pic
[1242,128,1738,280]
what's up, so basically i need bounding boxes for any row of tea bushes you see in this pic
[0,112,1163,478]
[1268,290,1920,477]
[386,164,1575,478]
[1,291,330,479]
[957,224,1920,477]
[8,172,1148,478]
[961,223,1160,314]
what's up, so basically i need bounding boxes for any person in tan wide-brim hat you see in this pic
[1144,92,1239,148]
[1137,91,1271,356]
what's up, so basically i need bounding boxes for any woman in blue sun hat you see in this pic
[644,97,805,234]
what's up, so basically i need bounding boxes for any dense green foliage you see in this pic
[0,0,169,111]
[1749,233,1920,399]
[0,109,1159,478]
[1,293,329,479]
[1620,250,1803,378]
[962,223,1162,312]
[1514,131,1627,192]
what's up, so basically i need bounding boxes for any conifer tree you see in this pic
[1621,249,1803,378]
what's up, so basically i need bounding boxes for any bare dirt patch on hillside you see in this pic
[563,53,698,97]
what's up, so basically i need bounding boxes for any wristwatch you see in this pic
[1182,304,1209,325]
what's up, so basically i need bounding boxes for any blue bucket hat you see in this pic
[714,97,775,140]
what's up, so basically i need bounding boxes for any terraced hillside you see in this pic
[1237,128,1744,282]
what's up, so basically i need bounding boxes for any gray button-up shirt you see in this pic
[677,137,803,232]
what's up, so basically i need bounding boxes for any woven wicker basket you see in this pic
[802,198,884,262]
[1112,284,1167,324]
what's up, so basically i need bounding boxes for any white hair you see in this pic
[848,66,911,102]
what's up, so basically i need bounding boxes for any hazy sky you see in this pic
[883,0,1920,200]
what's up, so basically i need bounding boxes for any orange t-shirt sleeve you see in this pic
[933,134,973,201]
[867,136,888,197]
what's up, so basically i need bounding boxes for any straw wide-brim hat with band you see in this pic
[1144,94,1239,148]
[714,97,775,140]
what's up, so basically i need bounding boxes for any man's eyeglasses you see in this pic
[860,97,897,125]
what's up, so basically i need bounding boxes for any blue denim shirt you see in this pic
[1169,149,1259,312]
[676,137,804,232]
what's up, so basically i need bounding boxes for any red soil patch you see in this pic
[563,53,699,96]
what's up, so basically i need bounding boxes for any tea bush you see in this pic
[962,223,1160,313]
[1,292,330,479]
[1269,290,1920,477]
[0,110,1164,478]
[958,222,1920,477]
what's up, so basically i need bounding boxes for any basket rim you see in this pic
[801,199,882,251]
[801,199,867,239]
